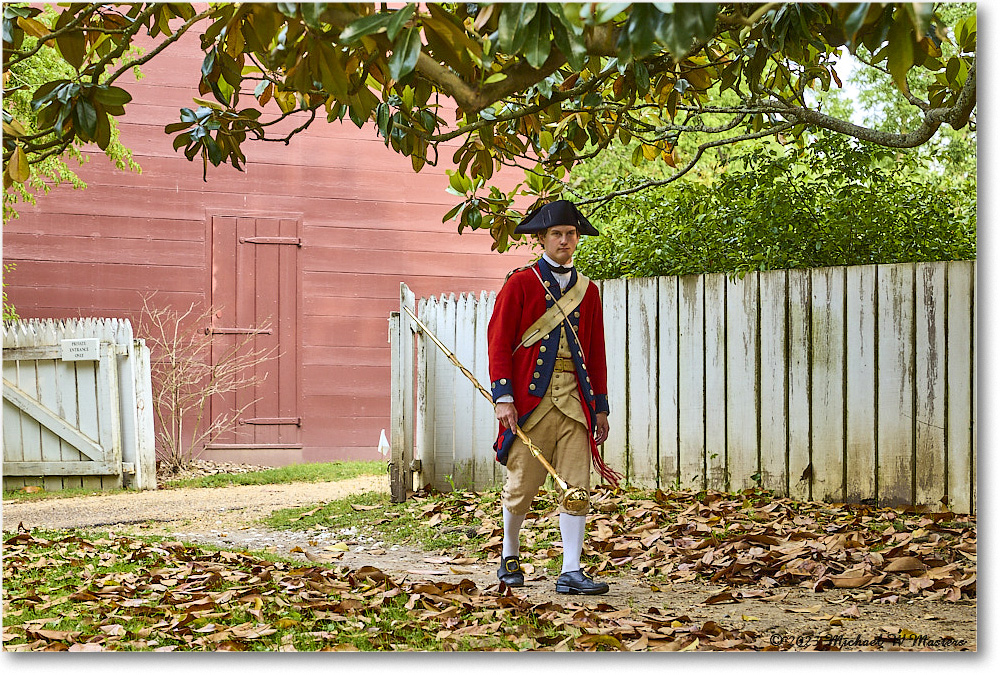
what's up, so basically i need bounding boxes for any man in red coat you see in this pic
[488,199,620,595]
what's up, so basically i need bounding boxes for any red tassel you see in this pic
[590,445,622,488]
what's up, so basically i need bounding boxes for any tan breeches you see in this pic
[501,405,591,516]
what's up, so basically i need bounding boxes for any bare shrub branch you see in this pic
[136,292,278,474]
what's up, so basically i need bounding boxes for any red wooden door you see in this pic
[208,215,301,453]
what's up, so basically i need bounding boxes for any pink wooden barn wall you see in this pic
[3,31,534,466]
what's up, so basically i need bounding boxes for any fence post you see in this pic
[116,320,141,489]
[389,309,404,501]
[390,283,416,502]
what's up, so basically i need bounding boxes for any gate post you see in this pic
[389,283,417,502]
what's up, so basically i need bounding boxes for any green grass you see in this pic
[3,461,388,502]
[2,485,135,502]
[265,489,493,552]
[264,485,570,563]
[162,461,387,489]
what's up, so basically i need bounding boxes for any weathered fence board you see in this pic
[677,274,704,490]
[627,276,659,487]
[453,293,477,487]
[846,265,877,504]
[391,261,977,513]
[602,279,629,482]
[787,268,812,501]
[432,295,457,491]
[704,273,728,491]
[759,270,787,494]
[472,291,497,490]
[3,318,156,491]
[657,276,679,490]
[811,266,845,503]
[915,262,946,507]
[877,264,915,507]
[726,272,759,492]
[414,295,434,490]
[37,354,63,492]
[946,262,974,513]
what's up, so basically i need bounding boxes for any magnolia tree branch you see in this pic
[577,120,798,209]
[87,4,158,84]
[103,8,214,86]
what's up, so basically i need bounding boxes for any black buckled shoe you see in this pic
[555,569,609,595]
[497,556,525,587]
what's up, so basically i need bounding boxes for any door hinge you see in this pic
[205,327,274,335]
[239,236,302,246]
[239,417,302,426]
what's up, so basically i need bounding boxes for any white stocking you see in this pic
[502,508,526,558]
[559,512,586,574]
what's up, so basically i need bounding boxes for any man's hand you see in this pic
[495,402,518,430]
[593,412,609,445]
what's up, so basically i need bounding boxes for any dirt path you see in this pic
[2,475,976,651]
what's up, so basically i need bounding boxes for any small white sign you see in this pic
[61,338,100,361]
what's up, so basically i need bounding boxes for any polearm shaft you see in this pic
[402,304,583,503]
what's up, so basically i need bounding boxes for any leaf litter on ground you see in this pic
[3,486,975,651]
[402,485,974,606]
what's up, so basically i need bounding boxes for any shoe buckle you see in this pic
[504,558,520,573]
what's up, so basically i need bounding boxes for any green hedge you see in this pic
[574,135,976,280]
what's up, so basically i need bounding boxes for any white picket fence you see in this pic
[390,261,976,513]
[2,318,156,491]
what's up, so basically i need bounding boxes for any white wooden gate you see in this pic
[2,318,156,491]
[390,261,976,513]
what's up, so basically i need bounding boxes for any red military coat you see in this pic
[487,258,619,485]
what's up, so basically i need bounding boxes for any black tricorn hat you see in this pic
[514,199,599,236]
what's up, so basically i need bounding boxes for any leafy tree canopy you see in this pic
[2,3,976,251]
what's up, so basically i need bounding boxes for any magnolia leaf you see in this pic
[521,8,552,69]
[388,26,422,81]
[885,15,915,92]
[192,97,226,111]
[831,573,878,588]
[884,556,927,572]
[387,3,416,42]
[339,12,393,43]
[497,2,537,54]
[550,10,586,71]
[16,16,49,39]
[55,30,86,70]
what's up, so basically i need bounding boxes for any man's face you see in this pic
[537,224,579,265]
